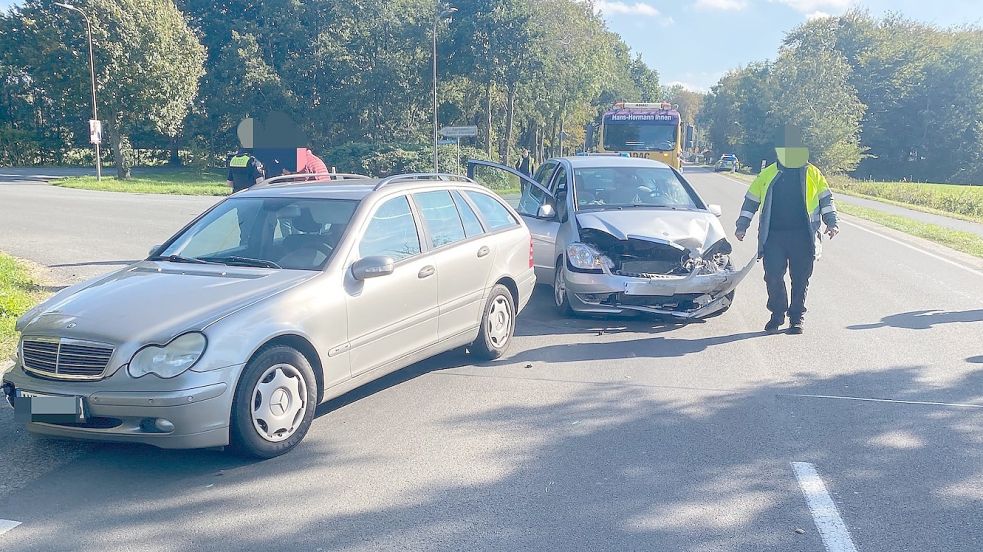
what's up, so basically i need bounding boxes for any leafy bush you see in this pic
[322,142,511,188]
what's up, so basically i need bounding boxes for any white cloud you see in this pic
[693,0,749,11]
[772,0,852,14]
[806,10,833,20]
[593,1,662,17]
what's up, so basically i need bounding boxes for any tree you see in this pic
[2,0,205,178]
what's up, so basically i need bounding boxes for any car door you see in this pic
[410,189,493,342]
[467,159,559,283]
[344,195,438,377]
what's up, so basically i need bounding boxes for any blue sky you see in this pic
[3,0,981,92]
[596,0,983,90]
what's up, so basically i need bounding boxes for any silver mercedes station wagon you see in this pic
[2,173,535,458]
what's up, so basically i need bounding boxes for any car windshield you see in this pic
[155,197,359,271]
[602,121,677,151]
[573,167,700,211]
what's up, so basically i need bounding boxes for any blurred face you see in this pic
[776,147,809,168]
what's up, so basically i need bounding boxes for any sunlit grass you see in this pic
[0,254,47,367]
[54,168,230,196]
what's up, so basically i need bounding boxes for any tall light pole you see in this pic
[55,2,101,181]
[432,4,457,173]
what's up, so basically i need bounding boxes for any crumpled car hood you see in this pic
[17,261,316,346]
[576,209,728,255]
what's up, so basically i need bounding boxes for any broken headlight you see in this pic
[566,243,614,273]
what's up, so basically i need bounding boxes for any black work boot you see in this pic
[765,315,785,333]
[788,320,804,335]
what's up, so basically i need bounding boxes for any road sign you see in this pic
[88,119,102,145]
[439,126,478,138]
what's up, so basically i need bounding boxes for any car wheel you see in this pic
[230,345,317,458]
[554,262,575,316]
[471,284,516,360]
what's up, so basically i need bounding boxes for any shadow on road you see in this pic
[847,309,983,330]
[3,362,982,551]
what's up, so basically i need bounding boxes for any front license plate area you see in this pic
[14,391,86,424]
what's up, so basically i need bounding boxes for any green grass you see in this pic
[54,168,230,196]
[830,178,983,224]
[837,203,983,258]
[0,254,47,368]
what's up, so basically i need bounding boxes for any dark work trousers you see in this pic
[762,230,815,323]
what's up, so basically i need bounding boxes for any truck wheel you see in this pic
[230,346,317,459]
[471,284,516,360]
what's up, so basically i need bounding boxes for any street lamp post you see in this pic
[432,4,457,173]
[54,2,101,181]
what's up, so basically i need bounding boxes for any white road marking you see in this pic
[712,171,983,279]
[783,393,983,409]
[791,462,859,552]
[0,519,21,536]
[838,219,983,279]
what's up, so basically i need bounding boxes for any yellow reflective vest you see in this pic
[736,163,838,258]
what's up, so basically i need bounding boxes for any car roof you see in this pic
[231,178,492,201]
[557,155,672,169]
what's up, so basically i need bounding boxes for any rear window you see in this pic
[465,191,519,230]
[413,190,467,248]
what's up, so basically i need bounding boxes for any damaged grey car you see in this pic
[468,156,754,319]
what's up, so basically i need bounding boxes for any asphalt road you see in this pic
[1,169,981,551]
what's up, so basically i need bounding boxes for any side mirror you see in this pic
[352,256,395,280]
[537,204,556,219]
[148,244,162,257]
[707,204,723,217]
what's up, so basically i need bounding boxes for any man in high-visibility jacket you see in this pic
[226,148,265,192]
[735,127,839,334]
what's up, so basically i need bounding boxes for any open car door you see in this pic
[467,160,560,282]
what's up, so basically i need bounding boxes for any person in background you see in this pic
[226,148,265,192]
[515,148,534,177]
[298,148,328,177]
[734,126,839,335]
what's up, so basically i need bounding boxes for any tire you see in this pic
[230,345,318,459]
[470,284,517,361]
[553,261,575,316]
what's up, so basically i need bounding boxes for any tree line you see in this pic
[699,10,983,184]
[0,0,670,178]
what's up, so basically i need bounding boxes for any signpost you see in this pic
[89,119,102,145]
[439,126,478,175]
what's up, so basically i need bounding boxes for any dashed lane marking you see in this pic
[791,462,859,552]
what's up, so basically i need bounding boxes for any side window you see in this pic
[452,191,485,237]
[359,196,421,261]
[516,180,550,217]
[533,161,557,188]
[466,191,519,230]
[414,190,466,248]
[552,167,569,221]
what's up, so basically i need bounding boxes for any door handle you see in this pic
[477,246,490,258]
[418,265,435,279]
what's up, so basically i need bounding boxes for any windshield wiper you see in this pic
[202,256,282,269]
[149,254,217,265]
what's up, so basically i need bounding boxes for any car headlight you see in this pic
[566,243,614,273]
[128,332,207,379]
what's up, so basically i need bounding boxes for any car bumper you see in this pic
[564,257,756,319]
[1,362,244,449]
[516,267,537,312]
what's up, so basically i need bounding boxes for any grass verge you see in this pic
[0,254,47,368]
[54,168,229,196]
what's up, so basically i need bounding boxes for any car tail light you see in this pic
[529,237,534,268]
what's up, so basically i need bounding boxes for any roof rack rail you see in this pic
[257,172,371,187]
[373,173,475,191]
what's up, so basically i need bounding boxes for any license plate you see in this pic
[14,390,86,424]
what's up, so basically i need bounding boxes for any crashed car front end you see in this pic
[563,223,755,319]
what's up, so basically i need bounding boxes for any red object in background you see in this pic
[297,148,328,175]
